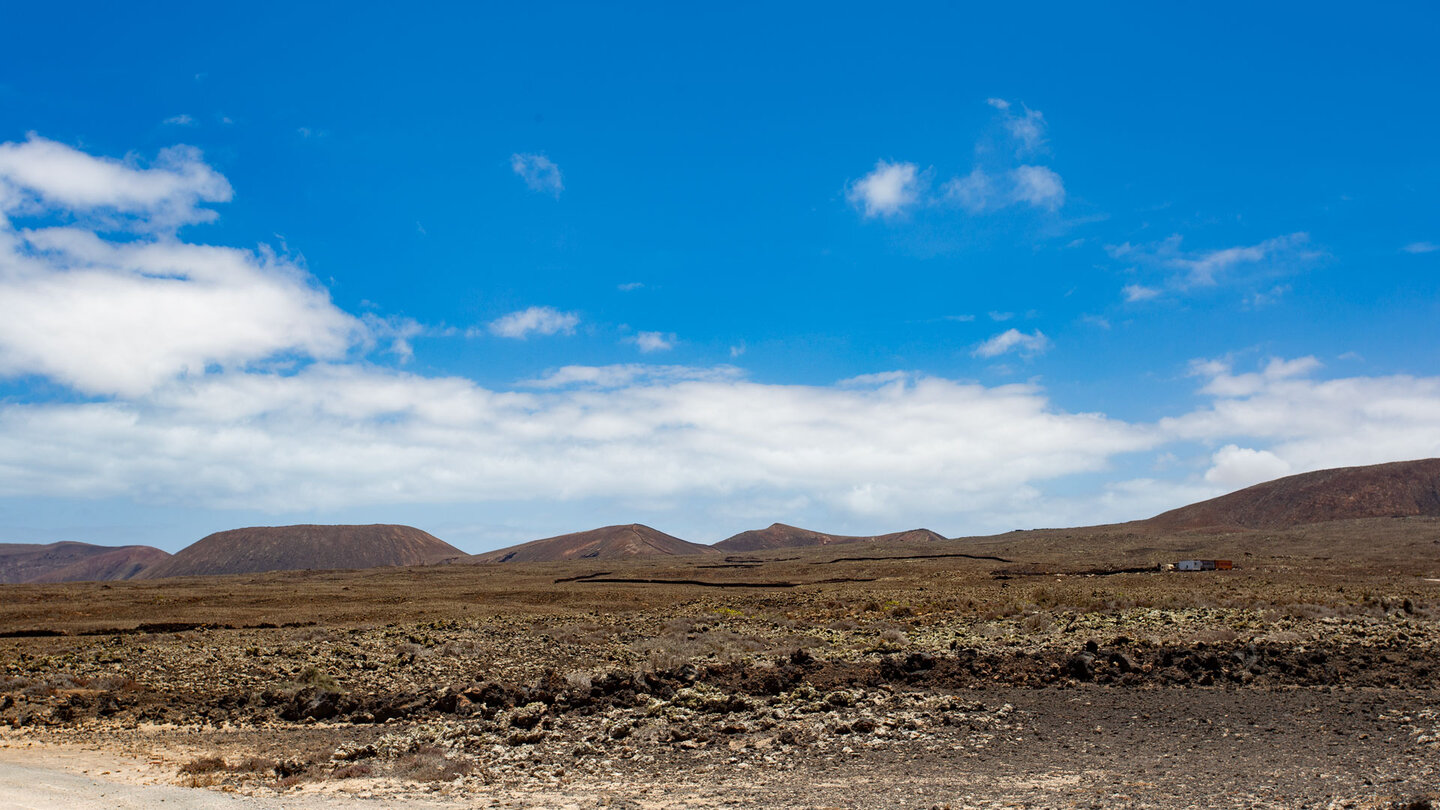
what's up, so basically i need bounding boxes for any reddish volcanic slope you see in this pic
[713,523,947,552]
[471,524,717,563]
[0,541,170,584]
[134,525,461,579]
[1143,458,1440,530]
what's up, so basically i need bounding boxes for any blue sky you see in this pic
[0,3,1437,552]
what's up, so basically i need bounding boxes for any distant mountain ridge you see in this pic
[134,524,462,579]
[713,523,947,552]
[470,524,717,563]
[1143,458,1440,530]
[0,541,170,584]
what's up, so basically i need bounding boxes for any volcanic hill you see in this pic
[470,524,717,563]
[134,524,461,579]
[1142,458,1440,530]
[0,541,170,584]
[713,523,947,552]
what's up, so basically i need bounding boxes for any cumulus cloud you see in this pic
[1162,357,1440,472]
[511,153,563,197]
[487,306,579,339]
[1203,445,1291,488]
[973,328,1051,359]
[1010,165,1065,210]
[0,137,357,396]
[0,134,232,227]
[847,160,921,218]
[859,99,1064,220]
[630,331,676,353]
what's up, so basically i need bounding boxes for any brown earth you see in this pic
[1142,457,1440,530]
[134,525,461,579]
[2,516,1437,807]
[0,542,170,584]
[714,522,947,551]
[468,523,718,563]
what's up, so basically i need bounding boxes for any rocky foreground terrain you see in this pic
[2,518,1438,808]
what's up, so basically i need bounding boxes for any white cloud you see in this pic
[0,366,1153,519]
[0,138,357,397]
[847,160,921,218]
[486,306,579,339]
[617,281,645,291]
[942,168,993,212]
[1162,357,1440,473]
[0,134,231,227]
[941,165,1064,213]
[973,328,1051,359]
[1203,445,1291,488]
[511,153,563,197]
[985,98,1048,154]
[630,331,675,353]
[1004,109,1046,152]
[1403,241,1438,254]
[163,114,196,126]
[1115,232,1318,291]
[862,99,1063,220]
[1122,283,1161,302]
[1010,165,1065,210]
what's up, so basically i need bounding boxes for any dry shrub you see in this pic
[1022,612,1053,633]
[178,755,227,775]
[230,756,280,774]
[329,763,373,779]
[392,745,475,782]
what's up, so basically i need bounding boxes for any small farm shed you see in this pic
[1176,559,1233,571]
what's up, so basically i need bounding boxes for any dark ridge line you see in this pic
[816,552,1014,564]
[560,576,877,588]
[553,571,612,583]
[1,620,317,639]
[696,563,764,569]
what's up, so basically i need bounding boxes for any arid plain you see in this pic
[3,504,1439,808]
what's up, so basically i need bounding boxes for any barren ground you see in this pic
[2,517,1438,808]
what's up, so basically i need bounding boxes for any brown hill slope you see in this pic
[471,524,716,563]
[0,541,170,584]
[135,525,461,579]
[29,545,171,583]
[1142,458,1440,530]
[714,523,947,552]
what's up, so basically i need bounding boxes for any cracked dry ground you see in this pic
[2,524,1439,808]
